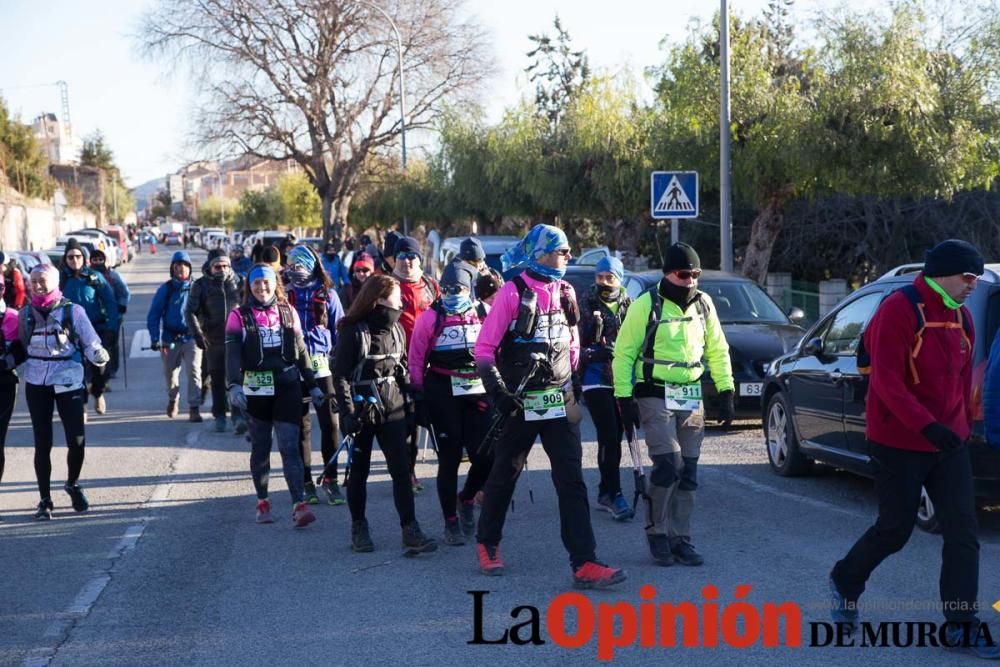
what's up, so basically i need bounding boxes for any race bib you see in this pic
[665,382,702,411]
[435,323,481,351]
[523,388,566,421]
[244,370,275,396]
[451,375,486,396]
[310,353,331,378]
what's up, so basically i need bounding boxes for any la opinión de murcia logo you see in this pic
[468,586,997,660]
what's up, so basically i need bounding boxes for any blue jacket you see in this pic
[287,280,344,356]
[321,255,350,290]
[98,268,131,312]
[147,279,193,344]
[232,256,252,279]
[60,267,119,332]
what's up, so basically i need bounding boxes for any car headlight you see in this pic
[762,361,771,376]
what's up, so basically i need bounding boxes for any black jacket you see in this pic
[333,318,410,424]
[186,270,242,345]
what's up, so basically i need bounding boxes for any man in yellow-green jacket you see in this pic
[612,242,734,567]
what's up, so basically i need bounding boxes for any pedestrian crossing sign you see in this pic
[651,171,698,219]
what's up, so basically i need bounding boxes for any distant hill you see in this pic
[129,177,166,210]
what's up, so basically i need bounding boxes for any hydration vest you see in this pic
[638,287,709,385]
[497,275,573,390]
[237,303,297,372]
[427,301,488,372]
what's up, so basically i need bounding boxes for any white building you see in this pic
[31,112,81,165]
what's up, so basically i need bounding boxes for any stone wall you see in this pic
[0,191,96,251]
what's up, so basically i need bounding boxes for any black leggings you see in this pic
[347,416,415,527]
[584,388,624,497]
[26,383,86,500]
[299,374,341,483]
[0,383,17,485]
[425,373,493,519]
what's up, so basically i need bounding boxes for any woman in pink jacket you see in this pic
[408,260,494,546]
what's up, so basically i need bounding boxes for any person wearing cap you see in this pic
[20,263,109,520]
[321,240,350,290]
[0,272,26,514]
[474,223,626,588]
[831,239,998,658]
[0,252,26,309]
[284,244,346,506]
[89,248,131,381]
[458,237,504,304]
[59,238,120,416]
[147,251,203,421]
[612,242,734,568]
[187,248,244,432]
[408,259,494,546]
[392,235,440,492]
[578,256,635,522]
[339,252,375,311]
[230,245,252,279]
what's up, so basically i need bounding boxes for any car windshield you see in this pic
[699,281,790,325]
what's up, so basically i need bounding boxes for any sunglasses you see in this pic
[441,285,468,296]
[961,272,981,284]
[397,252,419,261]
[554,248,572,257]
[674,269,702,280]
[354,267,372,274]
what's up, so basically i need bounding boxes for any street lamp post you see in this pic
[351,0,408,235]
[720,0,734,273]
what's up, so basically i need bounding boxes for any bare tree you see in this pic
[139,0,493,239]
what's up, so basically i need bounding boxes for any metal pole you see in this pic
[671,218,679,245]
[720,0,734,273]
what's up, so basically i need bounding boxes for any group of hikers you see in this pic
[1,224,998,657]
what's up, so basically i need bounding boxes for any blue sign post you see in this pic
[651,171,699,244]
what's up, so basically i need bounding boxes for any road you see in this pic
[1,248,998,666]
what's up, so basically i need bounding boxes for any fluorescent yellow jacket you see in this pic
[612,286,734,398]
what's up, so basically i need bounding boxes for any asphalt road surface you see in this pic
[1,248,999,666]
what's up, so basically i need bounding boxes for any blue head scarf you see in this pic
[287,245,317,272]
[595,256,624,283]
[500,224,570,280]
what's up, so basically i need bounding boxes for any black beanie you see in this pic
[207,248,226,262]
[64,238,82,255]
[394,236,421,259]
[475,272,502,300]
[460,237,485,261]
[924,239,984,278]
[662,242,700,274]
[440,259,475,291]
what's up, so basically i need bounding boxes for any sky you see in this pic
[0,0,885,189]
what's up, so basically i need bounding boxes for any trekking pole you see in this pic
[120,323,128,388]
[625,422,654,531]
[319,434,354,486]
[477,354,545,456]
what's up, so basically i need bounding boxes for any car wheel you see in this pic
[916,486,941,533]
[765,392,811,476]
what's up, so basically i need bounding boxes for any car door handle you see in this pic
[829,371,843,382]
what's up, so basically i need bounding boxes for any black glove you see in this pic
[149,340,161,352]
[921,422,962,452]
[341,412,362,436]
[617,397,641,435]
[118,305,127,314]
[719,389,736,422]
[493,388,519,416]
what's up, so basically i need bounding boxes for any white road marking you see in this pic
[129,328,160,358]
[23,431,201,667]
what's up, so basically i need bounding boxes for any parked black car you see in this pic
[760,263,1000,530]
[553,267,805,421]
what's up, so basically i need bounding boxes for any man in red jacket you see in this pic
[391,235,440,491]
[830,239,998,658]
[0,253,26,309]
